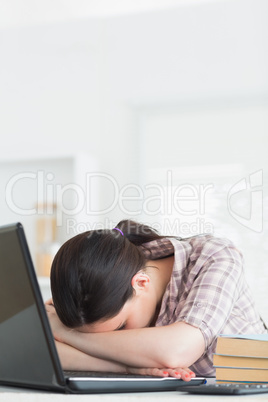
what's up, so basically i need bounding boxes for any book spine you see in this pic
[216,367,268,382]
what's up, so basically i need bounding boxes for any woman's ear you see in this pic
[131,271,150,294]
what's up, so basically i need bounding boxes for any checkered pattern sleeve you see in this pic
[175,237,245,342]
[155,235,267,376]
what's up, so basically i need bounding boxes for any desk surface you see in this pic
[1,385,268,402]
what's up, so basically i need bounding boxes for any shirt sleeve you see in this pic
[174,238,244,349]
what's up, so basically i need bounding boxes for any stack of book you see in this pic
[214,334,268,383]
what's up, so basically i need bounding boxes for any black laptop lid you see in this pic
[0,223,64,391]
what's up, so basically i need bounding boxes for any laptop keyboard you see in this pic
[64,370,156,379]
[179,383,268,395]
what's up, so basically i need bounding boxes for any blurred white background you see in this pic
[0,0,267,322]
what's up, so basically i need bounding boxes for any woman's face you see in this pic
[77,272,157,333]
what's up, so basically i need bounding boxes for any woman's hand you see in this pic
[45,299,73,343]
[126,366,195,381]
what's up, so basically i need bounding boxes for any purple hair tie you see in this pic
[113,227,124,236]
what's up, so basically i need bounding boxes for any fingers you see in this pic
[155,368,195,381]
[45,298,53,306]
[170,368,195,381]
[45,304,53,312]
[45,303,56,314]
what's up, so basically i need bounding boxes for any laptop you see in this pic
[0,222,205,393]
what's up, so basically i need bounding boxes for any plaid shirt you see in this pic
[140,235,267,376]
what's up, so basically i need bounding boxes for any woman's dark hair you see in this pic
[50,220,166,328]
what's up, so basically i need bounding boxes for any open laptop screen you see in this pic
[0,223,64,391]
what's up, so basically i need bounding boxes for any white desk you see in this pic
[1,385,268,402]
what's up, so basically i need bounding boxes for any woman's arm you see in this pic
[54,340,127,373]
[55,339,195,380]
[65,323,204,368]
[46,304,204,370]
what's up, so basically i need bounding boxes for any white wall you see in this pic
[103,0,268,101]
[0,19,102,157]
[1,0,267,190]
